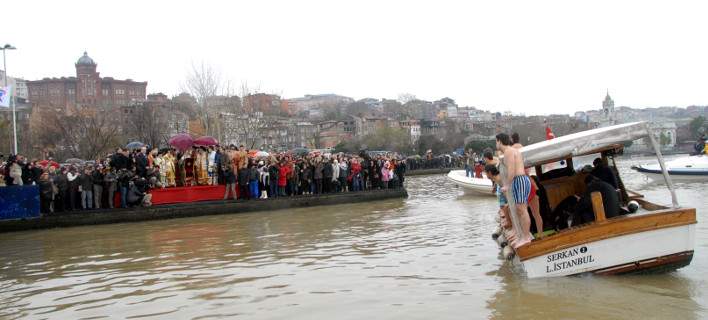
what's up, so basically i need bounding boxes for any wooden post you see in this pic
[591,191,607,223]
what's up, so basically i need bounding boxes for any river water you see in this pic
[1,155,706,319]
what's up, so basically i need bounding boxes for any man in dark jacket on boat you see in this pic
[573,175,620,225]
[590,158,618,189]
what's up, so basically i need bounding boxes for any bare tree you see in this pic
[397,93,417,104]
[182,61,222,134]
[34,106,123,161]
[125,103,170,149]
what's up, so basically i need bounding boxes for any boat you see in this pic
[446,169,495,196]
[493,122,697,278]
[632,155,708,182]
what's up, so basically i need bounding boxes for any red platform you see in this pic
[150,185,234,205]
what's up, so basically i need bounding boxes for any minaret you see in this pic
[602,90,615,125]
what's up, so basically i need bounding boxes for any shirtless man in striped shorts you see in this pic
[496,133,533,247]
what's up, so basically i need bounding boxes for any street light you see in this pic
[1,44,18,155]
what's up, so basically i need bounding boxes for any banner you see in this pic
[0,85,11,108]
[0,185,41,220]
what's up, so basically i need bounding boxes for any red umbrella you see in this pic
[169,133,194,151]
[194,136,219,147]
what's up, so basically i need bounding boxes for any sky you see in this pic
[4,0,708,115]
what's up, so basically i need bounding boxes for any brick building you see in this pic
[27,52,147,110]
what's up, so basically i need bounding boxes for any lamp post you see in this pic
[2,44,18,155]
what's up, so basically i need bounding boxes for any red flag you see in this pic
[545,120,555,140]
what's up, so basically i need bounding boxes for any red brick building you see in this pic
[27,52,147,110]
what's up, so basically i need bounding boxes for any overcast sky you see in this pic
[4,0,708,115]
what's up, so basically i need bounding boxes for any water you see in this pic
[1,155,706,319]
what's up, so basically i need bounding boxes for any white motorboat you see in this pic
[446,170,495,196]
[493,122,696,278]
[633,155,708,182]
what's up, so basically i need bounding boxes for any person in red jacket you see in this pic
[348,158,362,191]
[277,159,290,196]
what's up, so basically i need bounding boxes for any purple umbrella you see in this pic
[169,134,194,151]
[194,136,219,147]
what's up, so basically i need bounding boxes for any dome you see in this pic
[76,51,96,65]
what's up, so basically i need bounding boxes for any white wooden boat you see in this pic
[633,155,708,182]
[446,170,495,196]
[495,122,697,278]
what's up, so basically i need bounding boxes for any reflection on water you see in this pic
[0,155,706,319]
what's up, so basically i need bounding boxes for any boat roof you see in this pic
[521,121,648,167]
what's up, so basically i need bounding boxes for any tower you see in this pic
[75,51,101,105]
[602,90,615,125]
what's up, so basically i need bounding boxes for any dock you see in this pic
[0,188,408,233]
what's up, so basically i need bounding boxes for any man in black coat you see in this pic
[110,148,130,171]
[135,147,148,178]
[238,166,250,200]
[591,158,618,189]
[573,175,620,225]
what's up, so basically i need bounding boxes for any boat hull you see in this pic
[633,167,708,182]
[446,170,495,196]
[633,155,708,182]
[519,224,695,278]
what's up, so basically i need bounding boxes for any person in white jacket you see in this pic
[332,159,340,192]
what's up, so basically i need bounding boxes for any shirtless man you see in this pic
[511,132,543,239]
[496,133,533,247]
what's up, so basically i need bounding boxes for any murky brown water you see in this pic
[1,155,706,319]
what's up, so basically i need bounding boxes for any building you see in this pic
[399,119,421,143]
[287,94,354,113]
[600,91,616,127]
[0,70,28,101]
[27,52,147,110]
[243,93,284,115]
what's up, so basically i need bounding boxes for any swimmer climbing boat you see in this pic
[496,122,696,278]
[446,170,495,196]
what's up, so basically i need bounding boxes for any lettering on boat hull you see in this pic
[545,246,595,273]
[521,224,695,278]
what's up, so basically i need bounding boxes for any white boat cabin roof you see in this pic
[520,121,649,167]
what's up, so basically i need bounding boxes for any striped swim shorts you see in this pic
[512,175,531,204]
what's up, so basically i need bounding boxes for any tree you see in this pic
[417,135,445,155]
[0,118,10,156]
[34,107,123,161]
[465,140,496,154]
[659,132,671,146]
[689,116,706,138]
[397,93,417,104]
[125,104,170,149]
[182,61,223,135]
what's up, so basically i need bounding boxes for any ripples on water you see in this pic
[0,155,706,319]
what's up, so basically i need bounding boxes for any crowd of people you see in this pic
[0,145,408,214]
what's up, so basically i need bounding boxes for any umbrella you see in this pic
[65,158,85,165]
[169,134,194,151]
[194,136,219,146]
[126,141,145,150]
[247,150,259,158]
[256,151,269,158]
[38,160,60,169]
